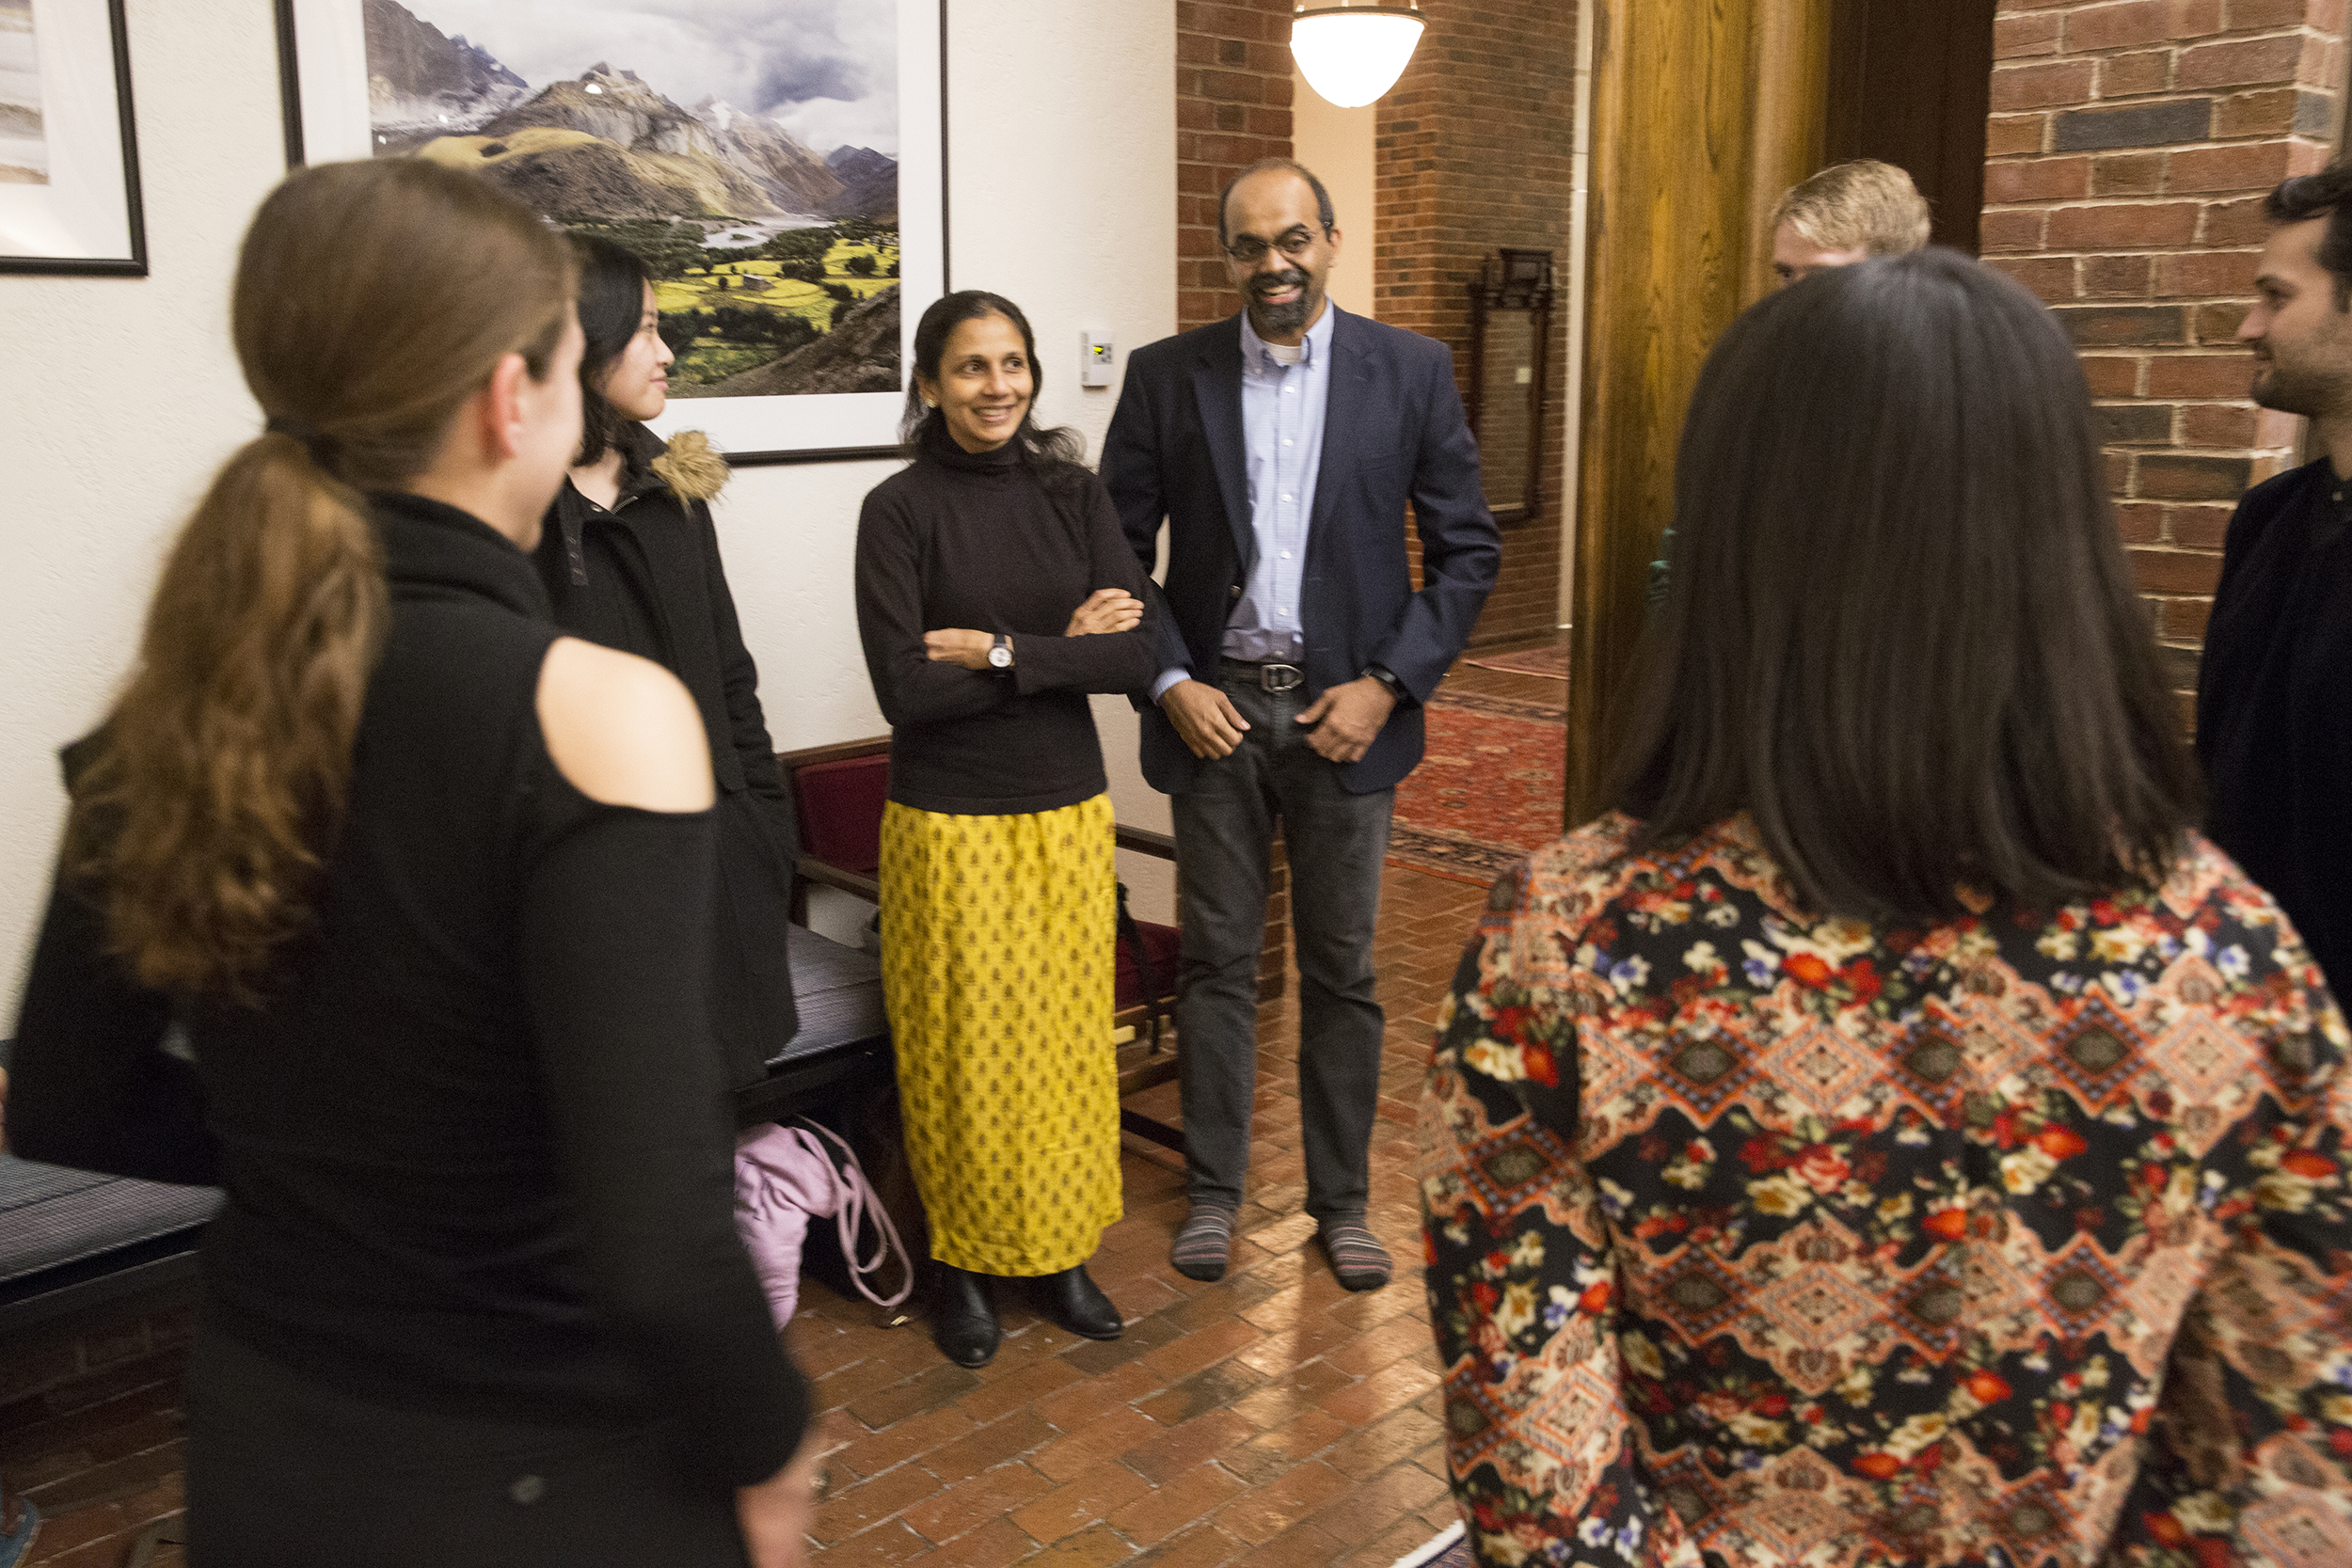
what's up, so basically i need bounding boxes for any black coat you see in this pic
[2198,455,2352,996]
[533,425,799,1086]
[1099,306,1502,796]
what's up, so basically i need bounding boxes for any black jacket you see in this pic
[2198,455,2352,994]
[1099,306,1502,796]
[533,425,799,1085]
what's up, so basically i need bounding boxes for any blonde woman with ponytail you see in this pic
[8,159,819,1567]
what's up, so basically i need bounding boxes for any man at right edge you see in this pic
[2201,160,2352,997]
[1100,158,1500,1292]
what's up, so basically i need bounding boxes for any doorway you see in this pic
[1824,0,1999,255]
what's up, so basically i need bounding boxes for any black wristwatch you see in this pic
[989,633,1014,671]
[1361,664,1406,702]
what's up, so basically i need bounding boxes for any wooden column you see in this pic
[1564,0,1834,824]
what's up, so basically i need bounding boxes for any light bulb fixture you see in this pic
[1291,1,1426,109]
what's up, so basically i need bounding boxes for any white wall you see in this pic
[0,1,1178,1007]
[1291,68,1376,321]
[0,2,287,1013]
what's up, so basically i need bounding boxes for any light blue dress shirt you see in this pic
[1152,303,1336,701]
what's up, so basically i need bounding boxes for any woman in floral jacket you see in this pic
[1422,252,2352,1568]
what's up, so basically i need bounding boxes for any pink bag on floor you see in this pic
[733,1119,912,1328]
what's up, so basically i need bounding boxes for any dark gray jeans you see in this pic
[1170,660,1394,1221]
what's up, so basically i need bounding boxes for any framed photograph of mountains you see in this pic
[278,0,944,463]
[0,0,147,276]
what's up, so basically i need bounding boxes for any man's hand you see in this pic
[736,1415,847,1568]
[923,628,994,670]
[1163,679,1250,759]
[1295,676,1396,765]
[1065,590,1144,637]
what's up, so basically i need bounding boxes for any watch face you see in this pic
[989,644,1011,668]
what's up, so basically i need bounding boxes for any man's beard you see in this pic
[2253,356,2330,419]
[2252,324,2352,420]
[1249,269,1315,336]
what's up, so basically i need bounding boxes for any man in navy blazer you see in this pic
[1101,158,1500,1291]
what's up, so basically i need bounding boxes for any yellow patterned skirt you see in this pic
[879,795,1123,1276]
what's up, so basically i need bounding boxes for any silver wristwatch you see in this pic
[989,634,1014,670]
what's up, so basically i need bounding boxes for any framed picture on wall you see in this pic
[277,0,945,464]
[0,0,147,276]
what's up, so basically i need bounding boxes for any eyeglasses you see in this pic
[1223,227,1323,264]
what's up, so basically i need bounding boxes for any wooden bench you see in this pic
[0,1154,217,1339]
[779,736,1188,1152]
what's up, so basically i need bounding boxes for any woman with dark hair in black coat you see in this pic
[534,235,801,1086]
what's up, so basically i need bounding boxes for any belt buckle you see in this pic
[1259,663,1304,693]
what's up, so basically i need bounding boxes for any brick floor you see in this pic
[779,851,1489,1568]
[7,651,1562,1567]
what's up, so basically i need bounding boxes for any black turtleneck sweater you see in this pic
[8,491,807,1488]
[854,425,1159,815]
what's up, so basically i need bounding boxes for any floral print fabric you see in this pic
[1420,813,2352,1568]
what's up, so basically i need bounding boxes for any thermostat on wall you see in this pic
[1080,331,1115,388]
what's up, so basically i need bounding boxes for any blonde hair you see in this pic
[70,158,576,1005]
[1772,160,1932,257]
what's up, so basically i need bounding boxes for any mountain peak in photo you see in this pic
[379,11,889,223]
[826,145,894,182]
[824,146,898,221]
[364,0,527,134]
[691,95,843,216]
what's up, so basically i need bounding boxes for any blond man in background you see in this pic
[1770,158,1932,284]
[1643,160,1936,608]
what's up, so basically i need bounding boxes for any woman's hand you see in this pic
[1065,589,1143,637]
[923,629,994,670]
[736,1419,837,1568]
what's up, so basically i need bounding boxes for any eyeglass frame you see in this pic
[1221,224,1330,265]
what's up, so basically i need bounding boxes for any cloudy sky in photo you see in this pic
[404,0,898,153]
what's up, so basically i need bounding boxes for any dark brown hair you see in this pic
[2266,159,2352,309]
[1216,156,1336,248]
[1611,249,2198,921]
[571,231,653,466]
[900,289,1087,484]
[70,158,576,1004]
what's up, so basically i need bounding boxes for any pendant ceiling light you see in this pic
[1291,1,1426,109]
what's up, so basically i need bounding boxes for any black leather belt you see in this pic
[1223,658,1305,692]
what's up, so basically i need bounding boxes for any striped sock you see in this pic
[1316,1220,1392,1291]
[1170,1203,1236,1281]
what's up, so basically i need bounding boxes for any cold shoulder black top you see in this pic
[8,491,807,1487]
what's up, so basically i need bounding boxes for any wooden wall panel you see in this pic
[1565,0,1835,823]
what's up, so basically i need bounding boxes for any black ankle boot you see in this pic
[1025,1264,1121,1340]
[930,1263,1000,1368]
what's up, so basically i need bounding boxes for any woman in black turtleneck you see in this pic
[8,162,818,1567]
[532,236,799,1088]
[854,292,1158,1368]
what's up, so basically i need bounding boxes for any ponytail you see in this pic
[72,434,385,1003]
[67,158,575,1004]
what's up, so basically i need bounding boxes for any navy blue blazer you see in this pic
[1099,306,1502,796]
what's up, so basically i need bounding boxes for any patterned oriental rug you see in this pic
[1387,688,1567,887]
[1463,640,1568,679]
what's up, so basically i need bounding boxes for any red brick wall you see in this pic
[1375,0,1578,646]
[1983,0,2346,702]
[1178,1,1298,333]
